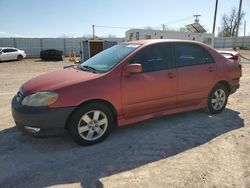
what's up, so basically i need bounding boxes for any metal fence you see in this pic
[0,36,249,57]
[214,36,250,48]
[0,37,124,57]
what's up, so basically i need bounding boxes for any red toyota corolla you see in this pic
[11,40,242,145]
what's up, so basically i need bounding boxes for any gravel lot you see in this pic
[0,54,250,188]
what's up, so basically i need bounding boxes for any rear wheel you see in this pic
[207,84,229,114]
[17,55,23,61]
[67,102,114,146]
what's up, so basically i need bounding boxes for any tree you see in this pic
[219,7,245,37]
[107,34,117,38]
[144,26,154,30]
[178,27,188,32]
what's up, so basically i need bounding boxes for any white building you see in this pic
[125,29,214,47]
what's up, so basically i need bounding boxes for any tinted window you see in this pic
[130,44,172,72]
[174,44,213,67]
[202,49,214,64]
[2,48,17,53]
[2,49,8,53]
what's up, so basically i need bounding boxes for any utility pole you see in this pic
[162,24,166,31]
[92,25,95,39]
[233,0,243,49]
[243,20,246,47]
[193,15,201,23]
[212,0,218,34]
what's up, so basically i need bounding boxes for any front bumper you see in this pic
[11,96,75,135]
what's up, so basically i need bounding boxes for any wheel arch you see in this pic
[65,99,118,129]
[17,54,23,60]
[215,80,231,93]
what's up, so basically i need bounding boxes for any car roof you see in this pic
[123,39,205,46]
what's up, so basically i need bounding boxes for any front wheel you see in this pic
[207,84,229,114]
[67,102,114,146]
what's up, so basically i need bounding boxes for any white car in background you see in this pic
[0,47,26,62]
[217,50,241,62]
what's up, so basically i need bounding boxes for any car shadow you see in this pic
[34,59,63,62]
[0,109,244,188]
[0,59,19,63]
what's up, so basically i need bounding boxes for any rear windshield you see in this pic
[81,44,140,72]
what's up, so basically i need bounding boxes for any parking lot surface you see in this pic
[0,56,250,188]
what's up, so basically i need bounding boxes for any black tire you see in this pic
[67,102,114,146]
[17,55,23,61]
[207,83,229,114]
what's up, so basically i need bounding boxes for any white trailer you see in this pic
[125,29,214,47]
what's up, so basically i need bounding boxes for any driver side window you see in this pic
[130,44,172,72]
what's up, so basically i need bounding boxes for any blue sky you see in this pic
[0,0,249,38]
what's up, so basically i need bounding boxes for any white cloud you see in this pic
[0,32,44,38]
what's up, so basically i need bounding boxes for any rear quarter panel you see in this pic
[205,46,242,90]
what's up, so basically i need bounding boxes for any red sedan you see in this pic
[11,40,242,145]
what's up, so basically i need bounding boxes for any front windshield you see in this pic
[80,44,140,72]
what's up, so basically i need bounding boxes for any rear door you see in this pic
[174,43,216,107]
[121,43,177,118]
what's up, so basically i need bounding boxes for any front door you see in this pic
[121,43,177,118]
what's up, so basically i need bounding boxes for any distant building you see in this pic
[125,29,214,47]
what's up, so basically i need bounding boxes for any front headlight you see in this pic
[22,91,59,107]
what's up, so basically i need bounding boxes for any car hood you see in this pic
[22,68,101,95]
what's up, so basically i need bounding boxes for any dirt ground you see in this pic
[0,53,250,188]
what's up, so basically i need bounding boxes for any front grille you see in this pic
[16,89,24,103]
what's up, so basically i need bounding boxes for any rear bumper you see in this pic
[11,96,75,135]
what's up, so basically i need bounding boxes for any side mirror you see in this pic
[124,64,142,75]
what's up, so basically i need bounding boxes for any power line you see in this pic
[92,15,194,36]
[93,15,194,31]
[94,25,131,29]
[160,16,193,26]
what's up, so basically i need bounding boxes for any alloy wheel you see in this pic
[211,89,226,110]
[77,110,108,141]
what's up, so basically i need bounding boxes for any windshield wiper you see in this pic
[81,65,98,73]
[63,64,81,69]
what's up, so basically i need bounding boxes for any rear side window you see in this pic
[9,49,18,52]
[174,44,213,67]
[130,43,173,72]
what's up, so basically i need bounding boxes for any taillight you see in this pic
[233,54,241,62]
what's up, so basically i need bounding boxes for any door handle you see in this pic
[208,67,214,72]
[167,73,174,79]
